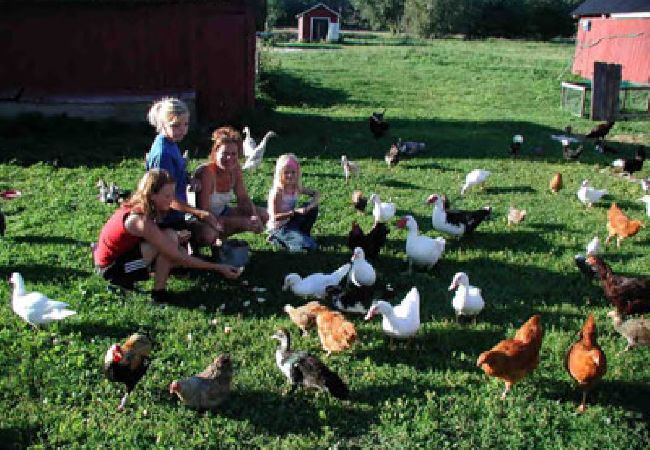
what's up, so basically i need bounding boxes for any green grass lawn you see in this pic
[1,37,649,449]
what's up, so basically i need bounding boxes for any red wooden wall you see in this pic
[572,17,650,84]
[0,2,257,122]
[298,7,339,42]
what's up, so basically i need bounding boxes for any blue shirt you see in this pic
[145,134,188,203]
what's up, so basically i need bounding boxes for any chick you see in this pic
[549,172,562,193]
[507,206,527,226]
[284,301,326,336]
[351,190,367,213]
[315,307,357,355]
[607,311,650,353]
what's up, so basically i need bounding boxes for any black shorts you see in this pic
[96,244,151,289]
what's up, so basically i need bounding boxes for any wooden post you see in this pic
[591,62,621,120]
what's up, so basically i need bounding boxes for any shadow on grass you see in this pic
[0,425,41,449]
[58,319,151,340]
[0,264,90,283]
[484,186,537,195]
[11,235,92,247]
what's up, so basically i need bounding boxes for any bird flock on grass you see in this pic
[5,119,649,415]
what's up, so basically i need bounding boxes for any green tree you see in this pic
[350,0,405,32]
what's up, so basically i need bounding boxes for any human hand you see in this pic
[249,215,264,233]
[217,264,243,280]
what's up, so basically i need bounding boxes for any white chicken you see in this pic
[448,272,484,323]
[341,155,360,182]
[577,179,607,207]
[242,128,276,171]
[364,287,420,344]
[10,272,76,327]
[395,215,445,274]
[348,247,376,287]
[461,169,491,196]
[368,193,396,223]
[639,195,650,217]
[283,263,351,299]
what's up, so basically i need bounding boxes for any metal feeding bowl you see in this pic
[215,239,250,268]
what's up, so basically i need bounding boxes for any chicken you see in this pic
[284,301,326,336]
[271,328,349,399]
[549,172,562,193]
[611,146,646,176]
[169,354,233,410]
[565,315,607,412]
[385,143,400,167]
[351,190,367,213]
[104,333,153,410]
[585,121,615,142]
[369,109,389,138]
[510,134,523,157]
[507,206,527,226]
[607,310,650,353]
[562,140,584,161]
[341,155,360,182]
[605,203,643,248]
[576,179,607,208]
[476,315,544,400]
[242,130,277,171]
[586,255,650,316]
[314,306,357,355]
[347,221,389,260]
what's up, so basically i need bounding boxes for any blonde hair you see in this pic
[209,126,242,165]
[125,169,176,218]
[147,97,190,133]
[272,153,302,191]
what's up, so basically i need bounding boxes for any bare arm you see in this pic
[295,186,320,214]
[269,188,293,222]
[232,166,256,216]
[125,214,240,279]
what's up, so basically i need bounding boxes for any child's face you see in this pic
[216,142,239,169]
[281,165,298,186]
[151,182,176,213]
[162,113,189,142]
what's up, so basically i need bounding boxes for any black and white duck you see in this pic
[271,328,349,399]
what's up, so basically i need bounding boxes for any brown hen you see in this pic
[606,203,643,248]
[477,315,544,399]
[284,301,326,336]
[315,307,357,355]
[565,315,607,412]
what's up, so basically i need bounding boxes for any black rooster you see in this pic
[586,121,615,143]
[104,333,153,410]
[347,221,389,260]
[369,109,389,138]
[612,146,646,175]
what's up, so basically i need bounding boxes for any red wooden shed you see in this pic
[296,3,340,42]
[0,0,264,123]
[571,0,650,83]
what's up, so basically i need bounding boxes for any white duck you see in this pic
[577,179,607,207]
[364,287,420,343]
[448,272,484,323]
[242,129,277,171]
[639,195,650,217]
[10,272,76,327]
[461,169,491,195]
[368,193,396,223]
[283,263,351,299]
[395,215,445,274]
[427,194,491,237]
[348,247,376,287]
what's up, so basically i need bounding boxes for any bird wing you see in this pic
[17,292,69,312]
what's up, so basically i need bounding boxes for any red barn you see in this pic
[571,0,650,83]
[296,3,340,42]
[0,0,264,123]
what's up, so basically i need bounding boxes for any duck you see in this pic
[577,179,607,207]
[10,272,76,327]
[368,193,396,223]
[351,190,367,213]
[242,129,277,171]
[639,195,650,217]
[396,138,426,157]
[348,247,376,287]
[395,215,445,274]
[460,169,491,195]
[271,328,349,399]
[426,193,491,237]
[283,263,351,299]
[364,287,420,343]
[448,272,484,323]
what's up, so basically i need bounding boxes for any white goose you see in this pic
[368,193,396,223]
[461,169,491,195]
[364,287,420,341]
[348,247,376,287]
[577,179,607,207]
[10,272,76,327]
[448,272,484,323]
[242,128,277,170]
[283,263,351,299]
[396,215,445,274]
